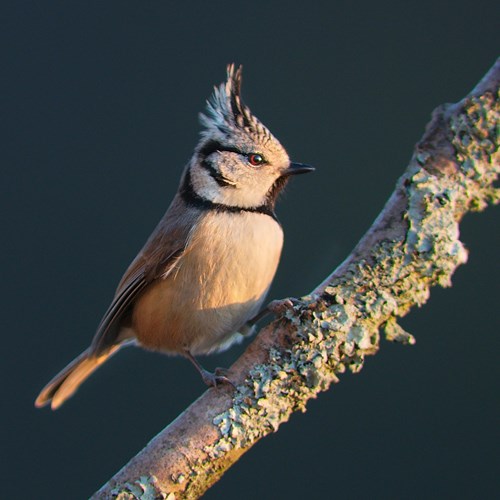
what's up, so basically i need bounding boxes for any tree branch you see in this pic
[92,59,499,500]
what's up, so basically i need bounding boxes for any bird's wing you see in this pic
[89,194,199,355]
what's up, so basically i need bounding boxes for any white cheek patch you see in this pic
[190,164,225,200]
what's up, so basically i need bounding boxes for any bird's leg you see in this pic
[184,351,235,388]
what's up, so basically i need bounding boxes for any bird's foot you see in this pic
[267,298,299,315]
[247,297,300,326]
[200,367,236,389]
[185,351,235,389]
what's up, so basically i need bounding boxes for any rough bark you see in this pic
[92,59,499,500]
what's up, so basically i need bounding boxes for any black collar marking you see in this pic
[180,169,279,223]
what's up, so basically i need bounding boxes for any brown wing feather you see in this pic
[88,193,200,355]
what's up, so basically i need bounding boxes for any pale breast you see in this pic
[131,211,284,355]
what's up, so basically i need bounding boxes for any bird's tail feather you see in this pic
[35,346,120,410]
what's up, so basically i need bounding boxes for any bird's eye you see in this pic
[247,153,265,166]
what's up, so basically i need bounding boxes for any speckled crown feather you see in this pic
[199,64,274,142]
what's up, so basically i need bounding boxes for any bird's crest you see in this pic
[199,64,273,142]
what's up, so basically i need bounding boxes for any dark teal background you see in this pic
[2,1,499,498]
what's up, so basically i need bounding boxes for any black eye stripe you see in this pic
[198,140,242,159]
[198,141,268,169]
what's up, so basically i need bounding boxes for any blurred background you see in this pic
[2,1,498,498]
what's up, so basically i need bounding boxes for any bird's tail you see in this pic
[35,346,120,410]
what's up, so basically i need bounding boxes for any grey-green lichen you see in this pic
[110,475,167,500]
[203,90,499,464]
[450,91,499,210]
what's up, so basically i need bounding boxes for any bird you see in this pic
[35,64,314,410]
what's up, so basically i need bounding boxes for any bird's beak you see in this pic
[283,162,315,176]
